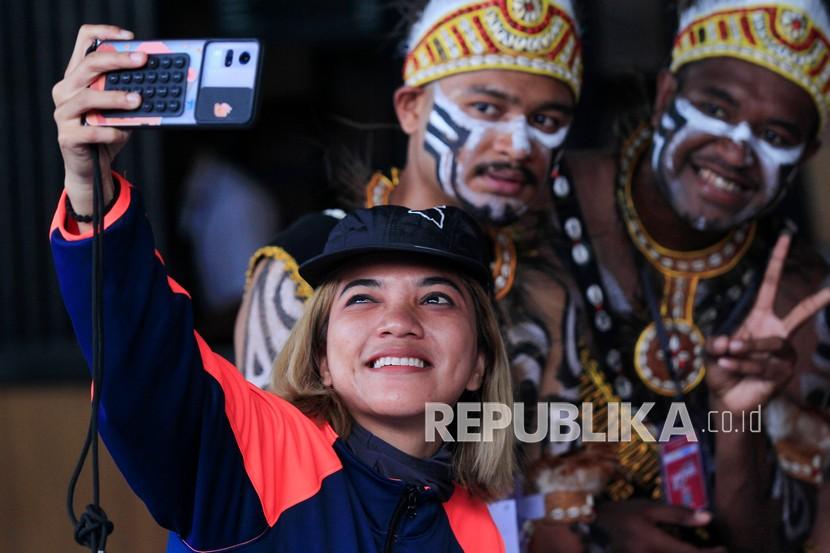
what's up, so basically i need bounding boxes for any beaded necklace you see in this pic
[616,126,756,396]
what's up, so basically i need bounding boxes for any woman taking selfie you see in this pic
[50,28,515,547]
[52,191,515,552]
[51,25,515,553]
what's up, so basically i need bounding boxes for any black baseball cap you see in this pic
[299,205,492,290]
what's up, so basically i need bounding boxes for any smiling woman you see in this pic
[51,185,515,552]
[274,205,515,501]
[276,257,514,498]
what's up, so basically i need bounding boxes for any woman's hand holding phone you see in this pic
[52,24,145,216]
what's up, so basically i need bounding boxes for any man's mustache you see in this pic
[472,162,537,186]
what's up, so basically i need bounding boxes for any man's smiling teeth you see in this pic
[698,167,740,193]
[372,357,426,369]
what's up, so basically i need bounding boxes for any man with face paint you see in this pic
[539,1,830,551]
[419,81,571,225]
[237,0,582,384]
[650,92,810,232]
[236,1,591,547]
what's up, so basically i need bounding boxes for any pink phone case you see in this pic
[86,39,261,127]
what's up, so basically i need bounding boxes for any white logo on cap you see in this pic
[408,206,446,229]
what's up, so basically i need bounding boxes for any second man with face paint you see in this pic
[546,1,830,551]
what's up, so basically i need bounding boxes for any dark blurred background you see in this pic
[0,0,687,383]
[1,1,828,551]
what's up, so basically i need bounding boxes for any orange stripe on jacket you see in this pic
[155,249,192,299]
[193,334,342,526]
[443,487,506,552]
[50,172,132,242]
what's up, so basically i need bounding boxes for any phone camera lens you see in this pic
[239,51,251,65]
[224,49,234,67]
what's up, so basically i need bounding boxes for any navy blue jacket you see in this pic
[50,177,504,553]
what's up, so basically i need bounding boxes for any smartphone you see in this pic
[85,39,262,127]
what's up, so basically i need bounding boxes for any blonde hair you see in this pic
[272,273,516,502]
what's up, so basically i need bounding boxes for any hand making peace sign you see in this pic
[706,232,830,414]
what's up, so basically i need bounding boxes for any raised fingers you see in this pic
[729,336,788,356]
[66,25,133,77]
[714,354,792,382]
[754,232,792,313]
[783,287,830,335]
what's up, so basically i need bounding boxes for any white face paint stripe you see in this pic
[530,123,569,150]
[673,98,805,168]
[509,116,532,155]
[671,98,805,203]
[428,108,460,143]
[730,121,753,144]
[424,131,447,156]
[431,85,488,151]
[431,84,570,152]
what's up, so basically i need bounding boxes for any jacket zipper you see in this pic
[383,486,419,553]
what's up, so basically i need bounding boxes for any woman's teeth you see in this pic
[372,357,426,369]
[698,167,740,193]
